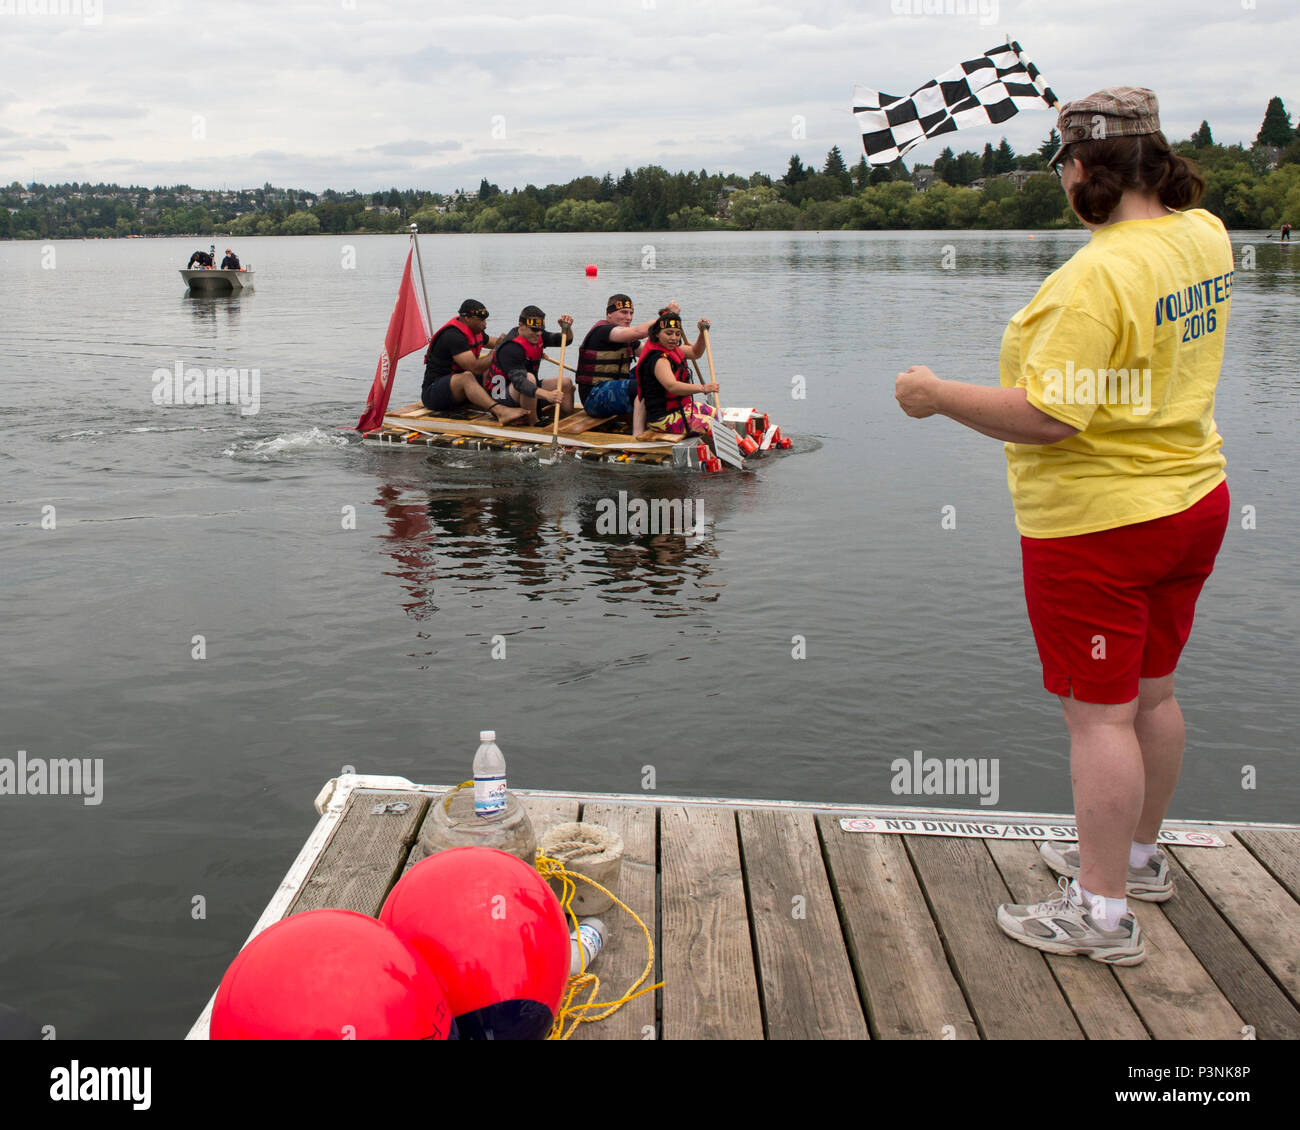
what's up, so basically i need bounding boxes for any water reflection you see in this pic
[181,293,244,330]
[370,459,737,622]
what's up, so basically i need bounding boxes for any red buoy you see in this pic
[585,264,598,277]
[380,847,569,1041]
[210,909,452,1040]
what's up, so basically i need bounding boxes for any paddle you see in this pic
[542,353,578,375]
[539,331,568,465]
[701,325,721,414]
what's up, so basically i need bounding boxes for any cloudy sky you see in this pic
[2,0,1295,193]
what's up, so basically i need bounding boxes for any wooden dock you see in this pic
[189,777,1300,1041]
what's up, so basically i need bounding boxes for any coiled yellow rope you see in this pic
[433,785,662,1038]
[535,854,663,1040]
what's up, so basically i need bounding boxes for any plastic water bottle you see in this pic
[473,730,507,818]
[569,917,606,976]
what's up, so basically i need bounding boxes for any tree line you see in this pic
[3,97,1297,239]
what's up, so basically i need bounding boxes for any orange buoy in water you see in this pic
[585,264,598,277]
[210,909,452,1040]
[380,847,569,1041]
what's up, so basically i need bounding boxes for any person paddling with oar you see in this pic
[484,305,575,427]
[634,308,718,440]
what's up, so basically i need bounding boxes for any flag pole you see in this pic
[1008,33,1059,109]
[410,226,433,333]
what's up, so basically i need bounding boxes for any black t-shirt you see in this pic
[423,326,479,392]
[582,323,618,352]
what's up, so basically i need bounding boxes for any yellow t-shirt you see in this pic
[999,208,1231,538]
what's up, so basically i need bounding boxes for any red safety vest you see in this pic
[425,317,484,373]
[637,342,692,420]
[487,327,546,389]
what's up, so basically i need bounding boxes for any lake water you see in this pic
[1,229,1297,1037]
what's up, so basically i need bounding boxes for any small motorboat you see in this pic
[181,267,255,294]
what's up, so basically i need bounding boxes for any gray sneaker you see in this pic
[997,878,1145,965]
[1038,842,1172,902]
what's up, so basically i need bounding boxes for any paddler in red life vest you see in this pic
[485,305,575,426]
[421,299,527,425]
[635,309,719,439]
[576,294,679,434]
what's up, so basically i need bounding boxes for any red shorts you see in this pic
[1020,481,1230,704]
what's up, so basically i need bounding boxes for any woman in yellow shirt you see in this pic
[895,88,1231,965]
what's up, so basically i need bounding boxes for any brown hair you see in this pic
[1064,131,1205,225]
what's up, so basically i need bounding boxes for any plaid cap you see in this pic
[1050,87,1161,166]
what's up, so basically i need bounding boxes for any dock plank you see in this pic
[987,840,1148,1040]
[905,835,1082,1039]
[520,795,582,846]
[993,839,1245,1039]
[818,815,975,1039]
[738,809,868,1040]
[1159,850,1300,1040]
[1237,829,1300,904]
[568,802,658,1042]
[660,806,763,1040]
[287,791,428,917]
[1171,835,1300,1007]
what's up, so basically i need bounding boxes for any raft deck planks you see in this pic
[193,783,1300,1040]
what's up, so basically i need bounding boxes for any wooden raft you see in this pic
[198,785,1300,1041]
[379,401,668,450]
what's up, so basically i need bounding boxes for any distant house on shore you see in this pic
[1255,144,1283,171]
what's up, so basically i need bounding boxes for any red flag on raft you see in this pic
[357,246,431,433]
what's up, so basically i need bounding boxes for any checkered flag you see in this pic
[853,41,1058,165]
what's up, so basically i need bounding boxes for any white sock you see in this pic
[1071,880,1128,930]
[1130,841,1158,869]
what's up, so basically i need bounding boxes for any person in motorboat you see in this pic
[186,249,214,268]
[220,248,241,269]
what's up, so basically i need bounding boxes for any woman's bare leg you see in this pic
[1060,692,1143,899]
[1133,674,1184,843]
